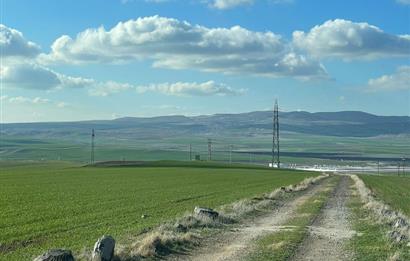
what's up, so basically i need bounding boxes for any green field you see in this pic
[1,132,407,165]
[360,175,410,216]
[0,161,317,260]
[349,177,410,260]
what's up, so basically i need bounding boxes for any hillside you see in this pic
[1,110,409,139]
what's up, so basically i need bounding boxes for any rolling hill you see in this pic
[1,110,409,139]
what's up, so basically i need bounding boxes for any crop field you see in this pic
[360,175,410,216]
[0,161,317,260]
[1,133,407,164]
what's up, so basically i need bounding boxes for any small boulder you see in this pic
[194,207,219,219]
[92,235,115,261]
[389,231,407,243]
[174,223,188,233]
[393,218,407,229]
[33,249,74,261]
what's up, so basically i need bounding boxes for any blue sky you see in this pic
[1,0,409,122]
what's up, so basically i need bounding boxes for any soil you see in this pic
[291,175,355,261]
[167,178,332,261]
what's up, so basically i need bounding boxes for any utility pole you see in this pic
[272,99,280,168]
[189,144,192,161]
[208,138,212,161]
[90,128,95,164]
[378,161,381,175]
[229,145,233,164]
[402,158,406,176]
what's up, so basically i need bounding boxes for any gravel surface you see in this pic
[167,178,331,261]
[291,175,355,261]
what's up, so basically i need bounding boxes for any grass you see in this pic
[1,132,407,164]
[348,183,410,260]
[0,161,318,260]
[246,176,338,260]
[359,174,410,216]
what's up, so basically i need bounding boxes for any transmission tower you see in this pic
[229,145,233,164]
[90,129,95,164]
[208,138,212,161]
[272,100,280,168]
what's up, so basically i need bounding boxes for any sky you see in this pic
[1,0,409,123]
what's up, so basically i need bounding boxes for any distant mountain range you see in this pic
[1,111,409,138]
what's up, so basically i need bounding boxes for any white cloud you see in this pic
[0,62,61,90]
[122,0,169,3]
[56,102,69,108]
[0,24,41,57]
[145,0,170,2]
[136,80,246,96]
[0,58,130,95]
[210,0,292,9]
[0,61,131,95]
[397,0,410,5]
[0,24,135,95]
[5,96,49,104]
[367,66,410,91]
[2,95,72,109]
[88,81,132,96]
[212,0,254,9]
[293,19,410,59]
[1,57,243,97]
[40,16,327,79]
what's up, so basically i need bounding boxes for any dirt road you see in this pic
[291,175,355,261]
[168,177,332,261]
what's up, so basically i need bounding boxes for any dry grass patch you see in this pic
[113,174,329,260]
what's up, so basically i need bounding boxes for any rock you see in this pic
[141,214,148,219]
[174,223,188,233]
[389,231,407,243]
[280,186,286,191]
[33,249,74,261]
[382,209,394,216]
[92,235,115,261]
[194,207,219,219]
[393,218,407,229]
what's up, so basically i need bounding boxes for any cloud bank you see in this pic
[293,19,410,59]
[2,17,409,96]
[2,62,242,97]
[39,16,327,79]
[0,24,243,96]
[136,81,246,96]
